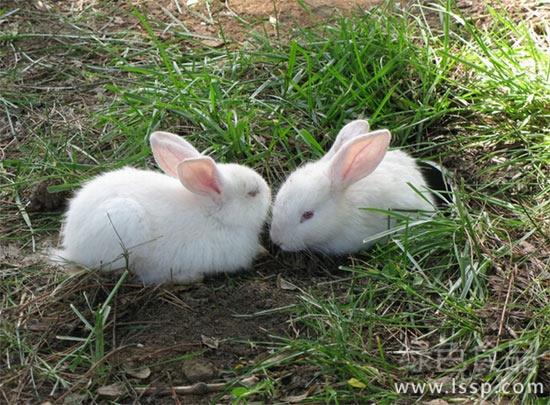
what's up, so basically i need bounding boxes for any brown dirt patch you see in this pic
[45,0,382,45]
[1,234,348,402]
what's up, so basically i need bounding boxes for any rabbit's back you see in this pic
[69,167,180,207]
[61,195,152,271]
[348,149,433,210]
[329,150,434,253]
[60,168,176,270]
[60,168,178,265]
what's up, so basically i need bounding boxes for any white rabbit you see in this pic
[55,131,271,284]
[270,120,435,254]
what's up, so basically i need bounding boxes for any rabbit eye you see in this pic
[247,189,259,197]
[300,210,314,223]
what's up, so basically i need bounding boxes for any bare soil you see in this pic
[46,0,382,47]
[2,222,347,402]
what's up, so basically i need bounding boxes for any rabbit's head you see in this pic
[150,131,271,231]
[270,122,391,252]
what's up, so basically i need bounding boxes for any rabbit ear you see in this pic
[325,120,370,158]
[150,131,201,177]
[177,156,223,199]
[329,129,391,190]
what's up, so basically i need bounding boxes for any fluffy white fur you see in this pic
[55,131,271,284]
[270,120,435,254]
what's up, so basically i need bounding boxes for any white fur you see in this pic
[55,132,271,284]
[270,120,435,254]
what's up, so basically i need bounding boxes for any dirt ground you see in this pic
[46,0,383,46]
[50,0,547,43]
[2,234,350,402]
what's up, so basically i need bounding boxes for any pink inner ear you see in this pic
[176,157,222,198]
[340,142,374,180]
[150,132,200,177]
[331,130,391,189]
[154,143,194,177]
[325,119,371,159]
[202,173,221,195]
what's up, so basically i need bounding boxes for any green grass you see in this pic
[1,0,548,403]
